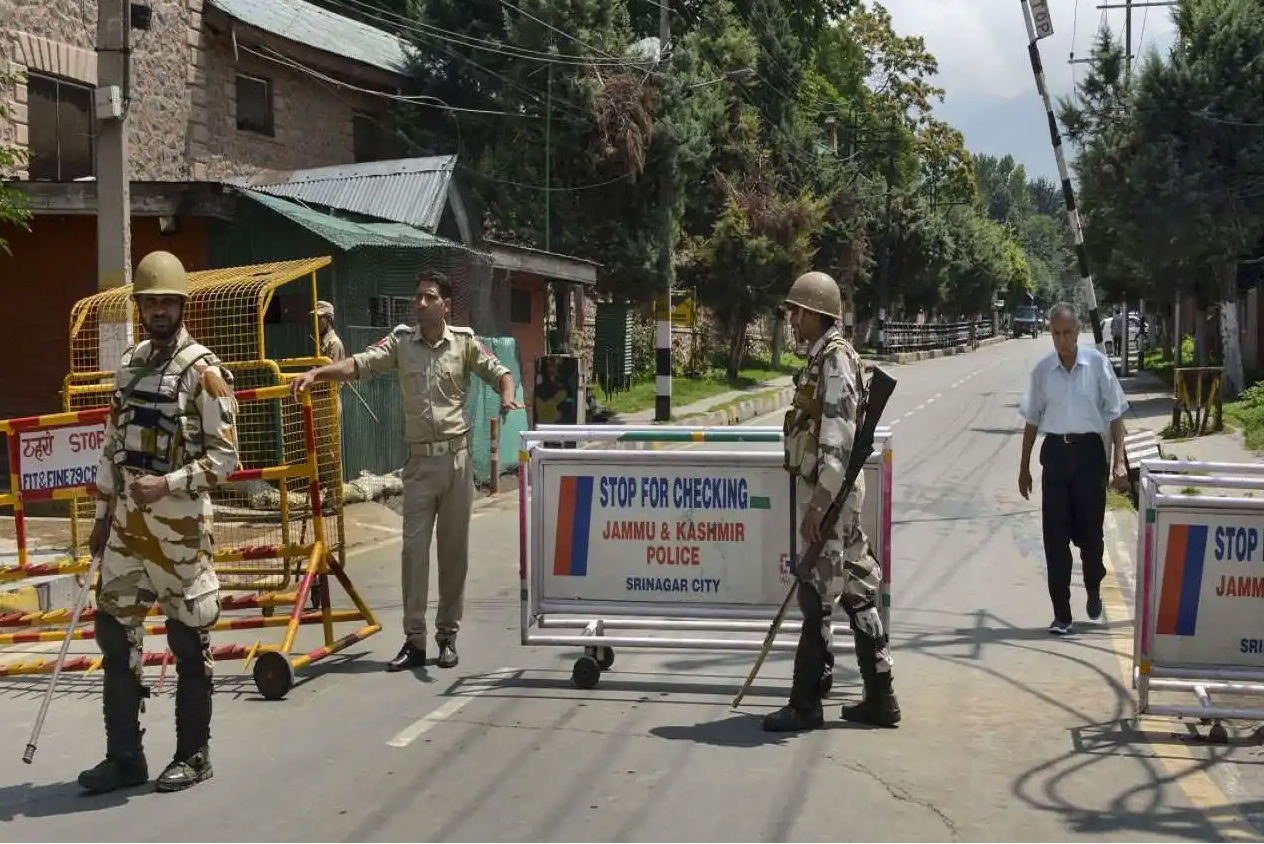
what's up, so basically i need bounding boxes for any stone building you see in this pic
[0,0,598,438]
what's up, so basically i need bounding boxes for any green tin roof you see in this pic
[236,189,465,252]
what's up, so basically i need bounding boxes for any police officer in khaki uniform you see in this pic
[313,300,347,362]
[291,271,521,671]
[765,271,900,732]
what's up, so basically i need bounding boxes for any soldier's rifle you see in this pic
[731,366,898,709]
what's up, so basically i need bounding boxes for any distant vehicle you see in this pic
[1012,305,1041,338]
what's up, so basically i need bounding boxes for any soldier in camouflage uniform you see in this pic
[81,250,240,794]
[764,271,901,733]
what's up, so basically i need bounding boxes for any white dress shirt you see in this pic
[1019,345,1130,435]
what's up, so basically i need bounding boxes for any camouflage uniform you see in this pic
[765,272,900,732]
[351,323,510,670]
[81,252,240,794]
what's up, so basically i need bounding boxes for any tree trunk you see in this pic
[726,322,747,382]
[1218,261,1245,400]
[770,309,785,369]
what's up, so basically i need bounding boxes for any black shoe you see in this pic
[155,747,213,793]
[761,703,824,733]
[437,640,459,669]
[1086,592,1104,623]
[386,642,426,672]
[841,673,902,727]
[78,751,149,795]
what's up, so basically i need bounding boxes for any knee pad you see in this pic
[167,618,213,680]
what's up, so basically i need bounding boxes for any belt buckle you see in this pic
[1061,434,1074,444]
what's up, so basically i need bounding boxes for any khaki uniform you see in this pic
[321,328,347,363]
[91,325,239,782]
[352,323,510,648]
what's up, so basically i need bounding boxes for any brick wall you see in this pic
[0,0,403,182]
[191,26,385,180]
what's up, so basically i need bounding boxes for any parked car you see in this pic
[1101,313,1145,356]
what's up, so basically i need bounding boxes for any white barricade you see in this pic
[1134,458,1264,742]
[518,424,894,689]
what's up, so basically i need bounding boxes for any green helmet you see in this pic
[132,250,189,298]
[785,271,842,320]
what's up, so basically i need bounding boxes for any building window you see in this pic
[510,287,532,324]
[368,296,413,328]
[26,73,95,182]
[236,73,274,136]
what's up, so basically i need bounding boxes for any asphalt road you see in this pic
[0,334,1244,841]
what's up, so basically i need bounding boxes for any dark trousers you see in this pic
[1039,435,1108,623]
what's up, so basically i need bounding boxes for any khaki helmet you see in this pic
[785,271,842,319]
[132,250,189,298]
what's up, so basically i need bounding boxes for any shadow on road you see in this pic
[0,779,136,822]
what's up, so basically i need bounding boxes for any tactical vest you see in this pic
[112,338,217,476]
[783,329,868,483]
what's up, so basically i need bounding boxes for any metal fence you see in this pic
[879,319,995,353]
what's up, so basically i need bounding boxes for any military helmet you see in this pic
[132,250,189,298]
[785,271,843,320]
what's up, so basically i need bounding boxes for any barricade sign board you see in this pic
[531,448,883,616]
[1150,506,1264,670]
[16,420,107,494]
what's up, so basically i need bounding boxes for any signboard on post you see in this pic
[1027,0,1054,40]
[16,422,106,493]
[1150,508,1264,670]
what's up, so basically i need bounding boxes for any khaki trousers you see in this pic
[400,446,474,649]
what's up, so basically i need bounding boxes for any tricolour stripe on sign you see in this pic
[1156,524,1208,637]
[552,475,594,577]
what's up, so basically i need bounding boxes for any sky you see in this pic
[876,0,1179,182]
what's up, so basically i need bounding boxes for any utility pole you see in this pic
[96,0,133,365]
[654,0,672,422]
[1019,0,1106,353]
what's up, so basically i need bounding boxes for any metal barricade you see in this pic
[0,384,380,701]
[517,424,894,689]
[1133,458,1264,742]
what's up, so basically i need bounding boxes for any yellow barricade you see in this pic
[0,259,380,699]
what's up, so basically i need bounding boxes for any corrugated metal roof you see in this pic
[228,156,455,231]
[207,0,410,75]
[237,189,463,252]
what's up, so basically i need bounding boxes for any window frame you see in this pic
[25,72,96,182]
[235,72,275,137]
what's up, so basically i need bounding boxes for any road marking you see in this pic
[387,667,517,747]
[1100,539,1261,841]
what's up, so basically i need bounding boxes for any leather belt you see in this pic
[408,434,471,458]
[1051,432,1098,444]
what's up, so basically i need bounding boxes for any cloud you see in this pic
[877,0,1178,98]
[867,0,1179,177]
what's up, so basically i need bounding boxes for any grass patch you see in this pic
[597,352,806,416]
[1223,382,1264,452]
[1106,489,1135,512]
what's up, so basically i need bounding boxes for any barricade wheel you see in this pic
[572,656,601,689]
[1209,722,1229,744]
[585,646,615,670]
[254,651,295,701]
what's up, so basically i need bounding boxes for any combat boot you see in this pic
[79,674,149,795]
[841,672,901,727]
[156,663,214,792]
[762,702,825,733]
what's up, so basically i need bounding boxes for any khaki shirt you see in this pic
[322,329,347,362]
[351,323,511,444]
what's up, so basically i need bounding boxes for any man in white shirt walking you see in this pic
[1018,303,1130,634]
